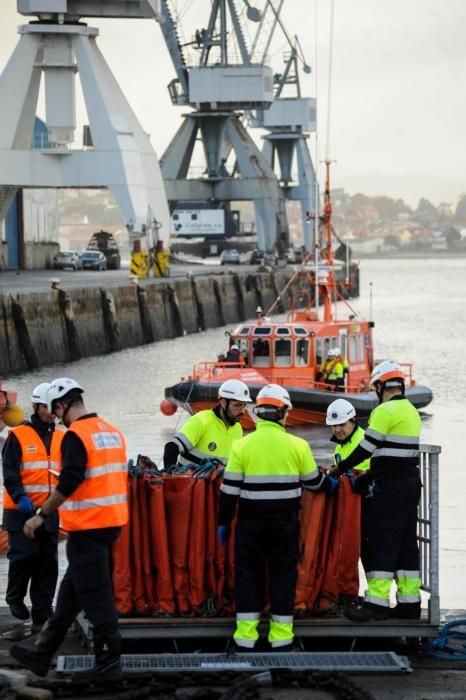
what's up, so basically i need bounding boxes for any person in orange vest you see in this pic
[10,378,128,683]
[1,382,63,628]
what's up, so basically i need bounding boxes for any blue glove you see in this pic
[218,525,230,547]
[326,476,339,496]
[17,496,35,517]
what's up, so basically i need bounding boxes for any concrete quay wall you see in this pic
[0,268,358,375]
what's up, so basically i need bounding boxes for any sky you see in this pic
[0,0,465,207]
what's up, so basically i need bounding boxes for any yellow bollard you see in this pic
[130,251,149,280]
[153,250,171,277]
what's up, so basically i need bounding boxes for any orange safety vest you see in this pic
[3,425,63,510]
[58,416,128,532]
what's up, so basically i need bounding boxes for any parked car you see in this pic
[249,248,265,265]
[52,250,83,271]
[87,230,121,269]
[220,248,241,265]
[80,251,107,271]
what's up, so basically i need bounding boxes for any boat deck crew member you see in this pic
[326,398,371,571]
[163,379,251,469]
[1,383,62,628]
[218,384,337,651]
[330,361,423,622]
[10,377,128,683]
[317,347,349,389]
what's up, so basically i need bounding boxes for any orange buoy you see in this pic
[160,399,177,416]
[2,404,25,427]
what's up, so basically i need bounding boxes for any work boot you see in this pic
[389,603,421,620]
[72,633,123,684]
[344,602,389,622]
[8,601,30,621]
[10,621,66,677]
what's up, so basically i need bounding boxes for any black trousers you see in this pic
[47,527,121,639]
[366,476,422,575]
[235,513,299,616]
[6,528,58,622]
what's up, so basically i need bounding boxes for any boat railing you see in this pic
[418,444,441,625]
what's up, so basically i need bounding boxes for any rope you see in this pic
[425,619,466,660]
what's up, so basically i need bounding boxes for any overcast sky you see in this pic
[0,0,464,206]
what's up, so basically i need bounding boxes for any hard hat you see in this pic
[230,344,239,351]
[31,382,51,406]
[218,379,252,402]
[46,378,84,412]
[256,384,292,409]
[370,360,405,388]
[327,347,341,358]
[326,398,356,426]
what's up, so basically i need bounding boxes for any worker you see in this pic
[1,383,63,628]
[317,347,349,389]
[10,377,128,682]
[163,379,251,469]
[225,344,241,364]
[329,361,422,621]
[218,384,337,651]
[326,398,371,571]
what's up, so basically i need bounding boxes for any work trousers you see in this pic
[46,527,121,639]
[365,475,422,607]
[6,528,58,623]
[235,513,299,616]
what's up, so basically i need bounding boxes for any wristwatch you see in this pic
[35,507,49,519]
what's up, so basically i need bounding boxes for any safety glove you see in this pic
[217,525,231,547]
[326,476,339,496]
[17,496,35,517]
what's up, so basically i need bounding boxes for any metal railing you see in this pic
[418,444,441,625]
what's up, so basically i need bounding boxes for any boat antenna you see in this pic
[369,281,373,322]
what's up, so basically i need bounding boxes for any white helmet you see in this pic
[230,344,239,351]
[47,377,84,411]
[370,360,405,388]
[218,379,252,402]
[31,382,51,406]
[256,384,292,409]
[326,398,356,426]
[327,347,341,358]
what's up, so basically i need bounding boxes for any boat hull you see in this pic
[165,381,433,427]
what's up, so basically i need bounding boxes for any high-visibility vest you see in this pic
[334,426,370,471]
[173,409,242,467]
[3,424,63,510]
[321,357,348,381]
[58,416,128,532]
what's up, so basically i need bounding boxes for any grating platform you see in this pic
[57,651,412,674]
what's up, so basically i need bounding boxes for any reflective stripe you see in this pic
[365,595,390,607]
[60,493,127,511]
[224,471,244,482]
[268,619,294,646]
[236,612,260,621]
[91,432,122,450]
[367,577,392,603]
[384,435,420,445]
[220,484,241,496]
[301,472,325,490]
[243,474,301,484]
[24,485,52,493]
[21,461,50,470]
[239,488,301,500]
[397,594,421,603]
[233,637,256,648]
[359,438,377,454]
[396,569,420,579]
[84,462,128,478]
[365,427,385,441]
[300,469,321,481]
[373,448,420,458]
[366,570,393,580]
[173,433,194,451]
[271,614,293,624]
[234,619,260,647]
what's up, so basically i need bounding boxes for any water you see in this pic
[1,257,465,608]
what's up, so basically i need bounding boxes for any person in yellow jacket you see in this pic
[317,347,349,389]
[163,379,252,469]
[330,361,423,622]
[1,383,63,627]
[10,378,128,683]
[326,398,371,572]
[218,384,336,651]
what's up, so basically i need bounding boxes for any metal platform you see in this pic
[57,650,411,674]
[75,611,440,644]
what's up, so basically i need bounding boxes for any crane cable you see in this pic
[325,0,336,163]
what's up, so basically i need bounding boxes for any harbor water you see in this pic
[1,257,465,609]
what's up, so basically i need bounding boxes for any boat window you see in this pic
[348,335,357,362]
[295,338,309,366]
[294,327,308,336]
[252,338,271,367]
[239,327,250,336]
[331,336,339,350]
[322,337,331,360]
[253,327,272,336]
[274,338,292,367]
[357,333,364,361]
[276,327,291,336]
